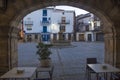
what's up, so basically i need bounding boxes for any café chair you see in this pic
[35,66,54,80]
[86,58,98,80]
[111,72,120,80]
[98,75,107,80]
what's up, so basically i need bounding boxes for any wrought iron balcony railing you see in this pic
[40,20,51,25]
[24,21,33,25]
[58,20,70,24]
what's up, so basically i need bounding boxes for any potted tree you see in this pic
[36,42,52,67]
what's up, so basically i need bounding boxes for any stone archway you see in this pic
[0,0,120,75]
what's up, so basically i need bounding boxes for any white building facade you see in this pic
[23,8,75,43]
[76,13,103,42]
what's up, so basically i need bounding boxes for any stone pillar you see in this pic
[104,33,114,65]
[8,27,19,68]
[0,26,10,75]
[0,26,19,75]
[113,23,120,68]
[104,22,120,68]
[114,34,120,68]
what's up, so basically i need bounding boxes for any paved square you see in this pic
[18,42,104,80]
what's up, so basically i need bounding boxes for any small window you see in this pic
[48,17,51,20]
[62,12,64,15]
[42,17,47,21]
[60,26,65,32]
[26,25,32,30]
[43,9,47,16]
[86,25,89,31]
[61,17,66,23]
[43,26,47,32]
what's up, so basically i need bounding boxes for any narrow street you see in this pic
[18,42,104,80]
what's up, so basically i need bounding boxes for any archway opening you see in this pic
[0,0,117,79]
[17,5,105,80]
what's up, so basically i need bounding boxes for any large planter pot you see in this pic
[40,59,52,67]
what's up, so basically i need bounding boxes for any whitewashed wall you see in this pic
[23,8,74,34]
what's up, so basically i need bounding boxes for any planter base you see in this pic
[40,59,52,67]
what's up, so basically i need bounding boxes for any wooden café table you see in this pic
[0,67,37,80]
[87,63,120,80]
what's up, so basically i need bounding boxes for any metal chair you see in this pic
[111,72,120,80]
[36,65,54,80]
[86,58,97,80]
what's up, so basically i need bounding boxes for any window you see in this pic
[35,34,38,39]
[25,18,33,30]
[62,17,65,20]
[43,26,47,32]
[25,18,33,25]
[86,25,89,31]
[26,25,32,30]
[62,12,64,15]
[48,17,51,20]
[42,17,47,22]
[43,9,47,16]
[60,26,65,32]
[68,33,72,40]
[27,35,32,41]
[61,17,66,23]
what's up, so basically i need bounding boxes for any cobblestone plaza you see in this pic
[18,42,104,80]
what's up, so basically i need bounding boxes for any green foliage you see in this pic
[36,42,52,60]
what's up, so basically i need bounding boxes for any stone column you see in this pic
[113,23,120,68]
[102,19,116,66]
[0,26,19,75]
[104,33,114,65]
[0,26,10,75]
[114,34,120,68]
[104,22,120,68]
[8,27,19,68]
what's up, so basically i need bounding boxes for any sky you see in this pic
[55,5,89,16]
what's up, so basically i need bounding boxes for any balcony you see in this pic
[58,20,70,25]
[40,20,51,25]
[94,26,102,31]
[24,21,33,26]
